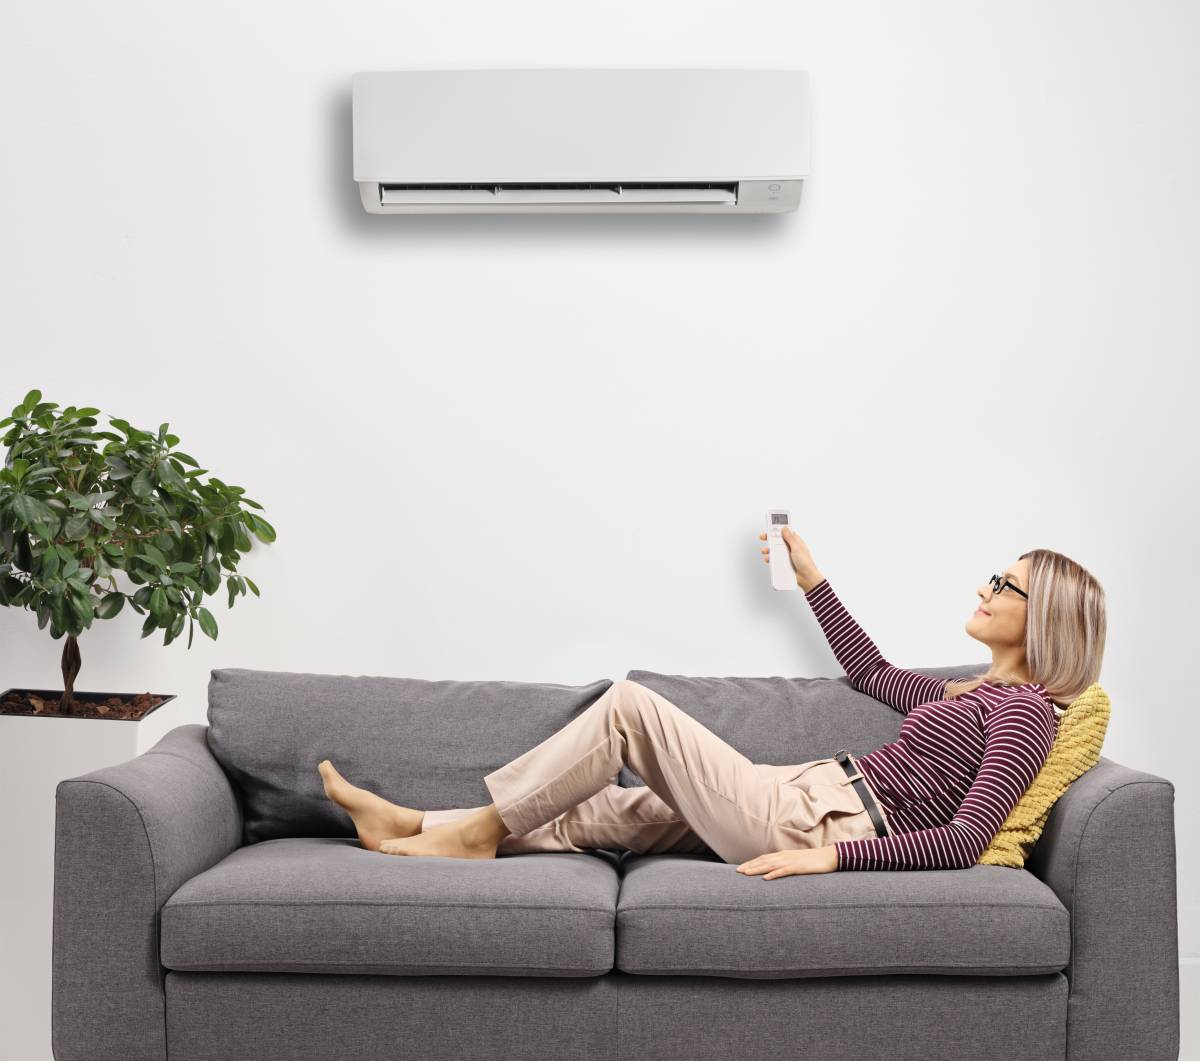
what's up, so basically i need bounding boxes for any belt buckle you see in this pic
[834,748,864,782]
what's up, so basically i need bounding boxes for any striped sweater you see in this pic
[804,579,1059,871]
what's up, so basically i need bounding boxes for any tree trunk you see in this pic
[59,635,81,714]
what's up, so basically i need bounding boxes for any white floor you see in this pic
[1182,960,1199,1060]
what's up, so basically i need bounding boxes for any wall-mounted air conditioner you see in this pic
[352,68,810,214]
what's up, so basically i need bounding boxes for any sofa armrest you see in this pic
[1026,755,1179,1061]
[52,723,242,1061]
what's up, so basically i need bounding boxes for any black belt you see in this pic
[832,748,888,838]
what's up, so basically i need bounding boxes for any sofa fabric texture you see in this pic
[50,665,1179,1061]
[206,667,614,844]
[617,664,985,788]
[162,837,619,976]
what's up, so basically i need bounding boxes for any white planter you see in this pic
[0,692,176,1061]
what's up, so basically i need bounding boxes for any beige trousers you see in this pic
[420,678,890,865]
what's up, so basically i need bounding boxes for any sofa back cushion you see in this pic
[617,664,985,787]
[206,667,612,844]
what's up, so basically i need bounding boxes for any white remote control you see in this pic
[767,509,797,591]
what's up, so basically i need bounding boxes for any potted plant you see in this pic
[0,388,275,719]
[0,388,277,1060]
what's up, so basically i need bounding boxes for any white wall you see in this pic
[2,0,1196,960]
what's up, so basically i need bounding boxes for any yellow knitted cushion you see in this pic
[976,683,1111,868]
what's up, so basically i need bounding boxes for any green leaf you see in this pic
[96,592,125,619]
[149,586,169,624]
[141,613,158,638]
[201,562,220,594]
[140,542,167,569]
[88,507,118,531]
[40,548,60,579]
[50,594,67,632]
[197,606,218,639]
[63,515,90,541]
[104,454,133,480]
[11,493,56,527]
[68,591,93,624]
[19,388,42,416]
[163,609,185,646]
[249,514,276,543]
[244,576,260,597]
[155,459,187,492]
[131,467,155,499]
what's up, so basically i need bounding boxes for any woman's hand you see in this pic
[736,846,838,878]
[758,526,824,591]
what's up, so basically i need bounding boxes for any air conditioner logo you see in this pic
[768,183,781,200]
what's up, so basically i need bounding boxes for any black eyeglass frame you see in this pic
[989,574,1029,600]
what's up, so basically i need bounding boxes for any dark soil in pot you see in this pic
[0,689,174,721]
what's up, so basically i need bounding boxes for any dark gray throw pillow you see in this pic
[206,667,613,845]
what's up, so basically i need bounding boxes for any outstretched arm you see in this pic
[804,578,950,714]
[833,693,1057,870]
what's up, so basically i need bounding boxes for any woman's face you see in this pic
[966,558,1031,648]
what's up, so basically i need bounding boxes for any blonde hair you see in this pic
[944,549,1106,711]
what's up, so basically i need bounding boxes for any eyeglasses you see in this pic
[989,574,1028,600]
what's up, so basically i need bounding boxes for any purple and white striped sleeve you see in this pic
[804,579,950,715]
[833,695,1057,870]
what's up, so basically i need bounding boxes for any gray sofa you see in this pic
[52,664,1180,1061]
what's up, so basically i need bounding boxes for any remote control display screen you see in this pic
[771,513,788,525]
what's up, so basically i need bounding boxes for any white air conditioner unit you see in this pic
[352,68,810,214]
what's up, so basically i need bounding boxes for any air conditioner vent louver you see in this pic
[379,182,739,205]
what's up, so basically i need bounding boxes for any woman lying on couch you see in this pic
[317,531,1105,880]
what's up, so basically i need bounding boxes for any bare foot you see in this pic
[378,817,500,860]
[317,759,423,852]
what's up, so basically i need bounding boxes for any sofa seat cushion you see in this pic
[161,838,619,977]
[615,853,1070,978]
